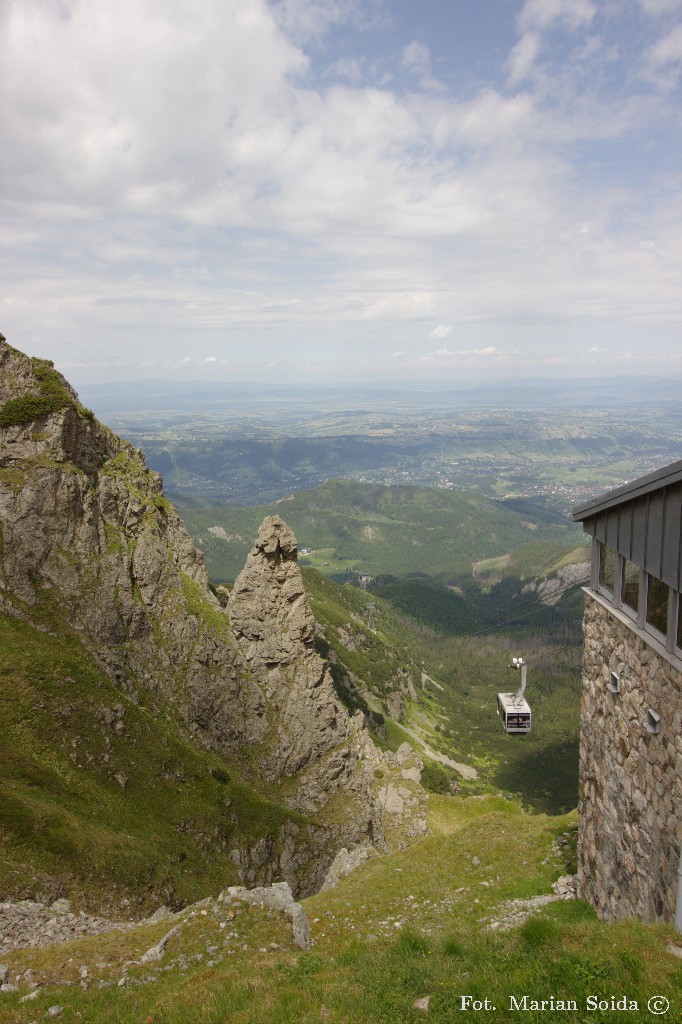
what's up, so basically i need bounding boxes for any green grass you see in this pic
[179,570,231,638]
[0,355,93,427]
[0,610,306,914]
[299,564,583,814]
[301,546,361,575]
[1,796,679,1024]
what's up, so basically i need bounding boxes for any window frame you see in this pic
[620,557,641,621]
[644,572,671,647]
[598,542,618,600]
[592,542,682,659]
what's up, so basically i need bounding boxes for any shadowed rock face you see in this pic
[0,335,426,897]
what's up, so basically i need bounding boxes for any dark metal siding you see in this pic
[580,485,682,592]
[663,482,682,588]
[619,502,633,562]
[647,492,664,579]
[631,499,647,570]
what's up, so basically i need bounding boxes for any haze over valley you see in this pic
[81,375,682,513]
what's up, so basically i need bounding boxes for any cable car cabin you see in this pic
[497,692,532,734]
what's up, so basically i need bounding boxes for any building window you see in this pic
[621,559,640,615]
[646,574,669,638]
[599,544,617,596]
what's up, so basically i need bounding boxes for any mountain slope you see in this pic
[179,478,581,583]
[1,796,680,1024]
[0,609,302,914]
[0,336,425,903]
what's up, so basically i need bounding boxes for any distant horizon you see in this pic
[75,370,682,391]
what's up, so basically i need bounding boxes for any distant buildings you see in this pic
[573,460,682,926]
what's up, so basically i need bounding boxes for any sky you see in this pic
[2,0,682,385]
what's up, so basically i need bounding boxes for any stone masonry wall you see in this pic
[578,591,682,922]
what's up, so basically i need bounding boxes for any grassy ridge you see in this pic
[0,356,93,427]
[178,479,581,583]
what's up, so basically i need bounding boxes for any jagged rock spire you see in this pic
[228,515,316,665]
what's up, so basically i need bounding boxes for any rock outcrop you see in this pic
[224,882,310,950]
[228,516,350,777]
[225,514,426,860]
[521,562,590,607]
[0,336,425,899]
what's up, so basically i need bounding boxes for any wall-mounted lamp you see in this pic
[645,709,661,735]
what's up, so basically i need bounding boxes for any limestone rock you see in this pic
[551,875,577,899]
[137,925,182,963]
[320,846,374,891]
[0,335,427,900]
[522,562,590,607]
[228,516,316,663]
[224,882,310,950]
[386,691,405,720]
[227,514,352,779]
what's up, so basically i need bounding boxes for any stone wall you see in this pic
[578,591,682,922]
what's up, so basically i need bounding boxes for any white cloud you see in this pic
[518,0,596,32]
[507,31,542,85]
[646,22,682,70]
[509,0,597,89]
[1,0,681,382]
[401,41,444,91]
[0,0,308,213]
[325,56,365,84]
[271,0,384,44]
[637,0,682,14]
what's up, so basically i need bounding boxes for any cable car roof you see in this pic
[497,691,531,714]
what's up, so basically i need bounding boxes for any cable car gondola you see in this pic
[497,656,532,734]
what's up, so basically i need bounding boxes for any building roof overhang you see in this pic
[572,458,682,522]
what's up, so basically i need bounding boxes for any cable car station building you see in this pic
[573,459,682,925]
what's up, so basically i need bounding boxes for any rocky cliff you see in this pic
[0,336,425,899]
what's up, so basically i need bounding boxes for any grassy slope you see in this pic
[0,609,306,915]
[1,796,680,1024]
[302,566,423,705]
[423,627,582,814]
[301,563,583,815]
[177,479,581,583]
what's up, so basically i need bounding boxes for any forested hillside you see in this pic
[179,478,581,583]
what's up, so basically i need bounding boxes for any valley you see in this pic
[81,377,682,511]
[1,339,680,1022]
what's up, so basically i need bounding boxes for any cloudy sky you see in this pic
[2,0,682,384]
